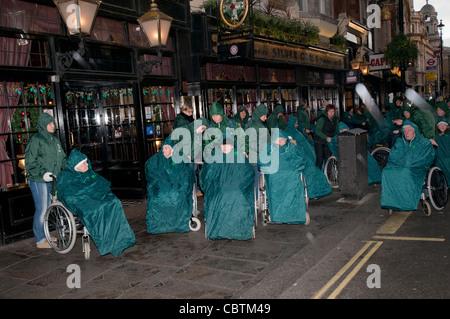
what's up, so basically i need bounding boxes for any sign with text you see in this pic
[369,54,391,71]
[253,41,345,70]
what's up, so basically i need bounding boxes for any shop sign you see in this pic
[253,41,345,70]
[369,54,391,70]
[346,70,359,84]
[426,72,437,81]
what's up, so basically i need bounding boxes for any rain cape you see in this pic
[56,149,136,257]
[284,116,331,199]
[200,145,255,240]
[434,128,450,185]
[145,137,195,234]
[380,121,435,211]
[258,130,308,224]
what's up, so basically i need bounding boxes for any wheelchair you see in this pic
[370,145,391,171]
[43,177,91,260]
[419,166,448,216]
[255,172,310,227]
[387,165,448,216]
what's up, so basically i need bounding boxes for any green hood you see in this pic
[437,101,449,115]
[37,113,55,135]
[210,102,225,117]
[253,104,268,119]
[67,148,90,172]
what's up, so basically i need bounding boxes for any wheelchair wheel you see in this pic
[304,211,310,225]
[427,166,448,211]
[189,217,201,232]
[324,156,339,188]
[421,200,432,217]
[82,235,90,260]
[370,146,390,171]
[44,203,77,254]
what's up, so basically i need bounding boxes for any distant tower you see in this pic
[421,0,440,50]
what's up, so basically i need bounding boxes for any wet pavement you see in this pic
[0,185,446,300]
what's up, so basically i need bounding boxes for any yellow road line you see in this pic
[376,211,411,234]
[311,241,381,299]
[327,241,383,299]
[373,235,445,242]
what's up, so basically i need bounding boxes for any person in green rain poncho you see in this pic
[296,99,311,136]
[267,104,287,131]
[401,103,437,146]
[200,137,255,240]
[435,100,450,123]
[258,130,309,224]
[56,149,136,257]
[284,116,332,199]
[245,103,271,166]
[235,105,250,129]
[203,102,245,157]
[380,121,435,211]
[145,136,196,234]
[434,119,450,185]
[25,113,66,248]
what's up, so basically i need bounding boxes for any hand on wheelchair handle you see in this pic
[43,172,55,182]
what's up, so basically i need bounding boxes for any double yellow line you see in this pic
[311,240,382,299]
[312,210,445,299]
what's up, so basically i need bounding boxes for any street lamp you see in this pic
[438,19,445,96]
[54,0,102,36]
[137,0,173,76]
[53,0,102,74]
[350,58,362,70]
[360,61,370,76]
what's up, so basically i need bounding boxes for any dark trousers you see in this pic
[314,142,332,169]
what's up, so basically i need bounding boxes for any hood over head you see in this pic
[37,113,55,134]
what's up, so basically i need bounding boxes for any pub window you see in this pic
[0,81,57,190]
[0,36,50,68]
[143,86,176,157]
[90,17,126,46]
[0,0,62,35]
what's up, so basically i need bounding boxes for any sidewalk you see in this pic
[0,186,382,299]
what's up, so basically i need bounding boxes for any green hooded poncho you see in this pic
[296,106,311,133]
[381,121,435,211]
[401,104,435,139]
[258,131,308,224]
[56,149,136,257]
[245,104,270,166]
[284,116,331,199]
[200,143,255,240]
[235,105,249,129]
[203,102,246,157]
[434,120,450,184]
[145,137,196,234]
[435,101,450,124]
[25,113,66,183]
[267,104,287,131]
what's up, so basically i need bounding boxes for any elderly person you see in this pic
[200,137,255,240]
[56,149,135,257]
[380,121,435,212]
[145,136,196,234]
[258,130,309,224]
